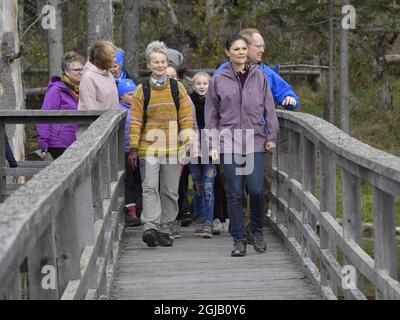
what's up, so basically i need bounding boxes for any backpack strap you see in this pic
[141,78,180,129]
[169,78,180,112]
[142,80,151,127]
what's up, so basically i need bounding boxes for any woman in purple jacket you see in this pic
[37,51,85,159]
[205,34,279,257]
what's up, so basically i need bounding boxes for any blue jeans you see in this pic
[222,153,265,242]
[189,163,216,223]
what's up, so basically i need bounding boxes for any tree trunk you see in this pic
[67,0,84,54]
[0,0,25,162]
[205,0,216,24]
[87,0,113,50]
[18,0,23,34]
[122,0,140,80]
[340,0,349,133]
[48,0,64,78]
[377,81,392,109]
[325,0,335,124]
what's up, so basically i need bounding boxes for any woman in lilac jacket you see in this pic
[37,51,85,159]
[205,34,279,257]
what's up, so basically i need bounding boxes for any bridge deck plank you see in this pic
[110,226,320,300]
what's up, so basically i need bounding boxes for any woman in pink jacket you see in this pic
[77,40,119,136]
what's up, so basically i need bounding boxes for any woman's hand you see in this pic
[265,142,276,152]
[209,149,219,161]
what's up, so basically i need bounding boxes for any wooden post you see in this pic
[73,174,96,255]
[101,144,111,199]
[302,137,318,262]
[270,148,278,223]
[110,132,118,182]
[288,130,301,241]
[373,186,397,299]
[276,127,289,226]
[92,159,104,220]
[28,221,59,299]
[55,191,82,297]
[341,168,363,293]
[319,145,337,290]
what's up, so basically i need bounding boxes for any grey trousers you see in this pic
[139,157,181,233]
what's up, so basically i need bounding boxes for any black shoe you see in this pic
[231,239,247,257]
[252,230,267,253]
[142,229,159,247]
[125,214,141,227]
[158,232,173,246]
[180,212,193,227]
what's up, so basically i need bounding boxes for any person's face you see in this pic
[225,39,248,66]
[121,92,135,105]
[166,66,178,80]
[192,75,209,96]
[147,52,168,79]
[247,33,265,64]
[65,61,84,84]
[110,63,122,78]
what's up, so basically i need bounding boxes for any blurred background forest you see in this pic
[18,0,400,156]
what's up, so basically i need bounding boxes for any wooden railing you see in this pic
[270,110,400,300]
[0,110,126,299]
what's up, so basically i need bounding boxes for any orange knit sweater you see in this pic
[130,77,193,158]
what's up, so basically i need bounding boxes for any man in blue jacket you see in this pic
[213,28,299,248]
[214,28,299,109]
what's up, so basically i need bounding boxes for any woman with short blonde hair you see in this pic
[129,40,193,248]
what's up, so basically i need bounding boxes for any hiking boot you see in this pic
[231,239,247,257]
[158,232,173,246]
[246,223,254,245]
[142,229,158,247]
[194,223,203,236]
[125,204,141,227]
[211,219,223,235]
[170,220,181,239]
[252,230,267,253]
[202,222,213,239]
[181,212,193,227]
[125,214,141,227]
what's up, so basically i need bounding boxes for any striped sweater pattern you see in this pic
[130,77,193,158]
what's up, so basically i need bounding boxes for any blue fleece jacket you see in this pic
[213,62,299,110]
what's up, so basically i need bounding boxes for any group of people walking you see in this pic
[36,28,299,257]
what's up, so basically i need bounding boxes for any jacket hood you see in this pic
[83,60,110,77]
[47,76,68,90]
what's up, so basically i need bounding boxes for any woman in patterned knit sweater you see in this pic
[129,41,193,248]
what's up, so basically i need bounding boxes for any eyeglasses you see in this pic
[70,68,83,73]
[249,43,266,50]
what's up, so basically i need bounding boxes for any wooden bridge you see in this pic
[0,109,399,300]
